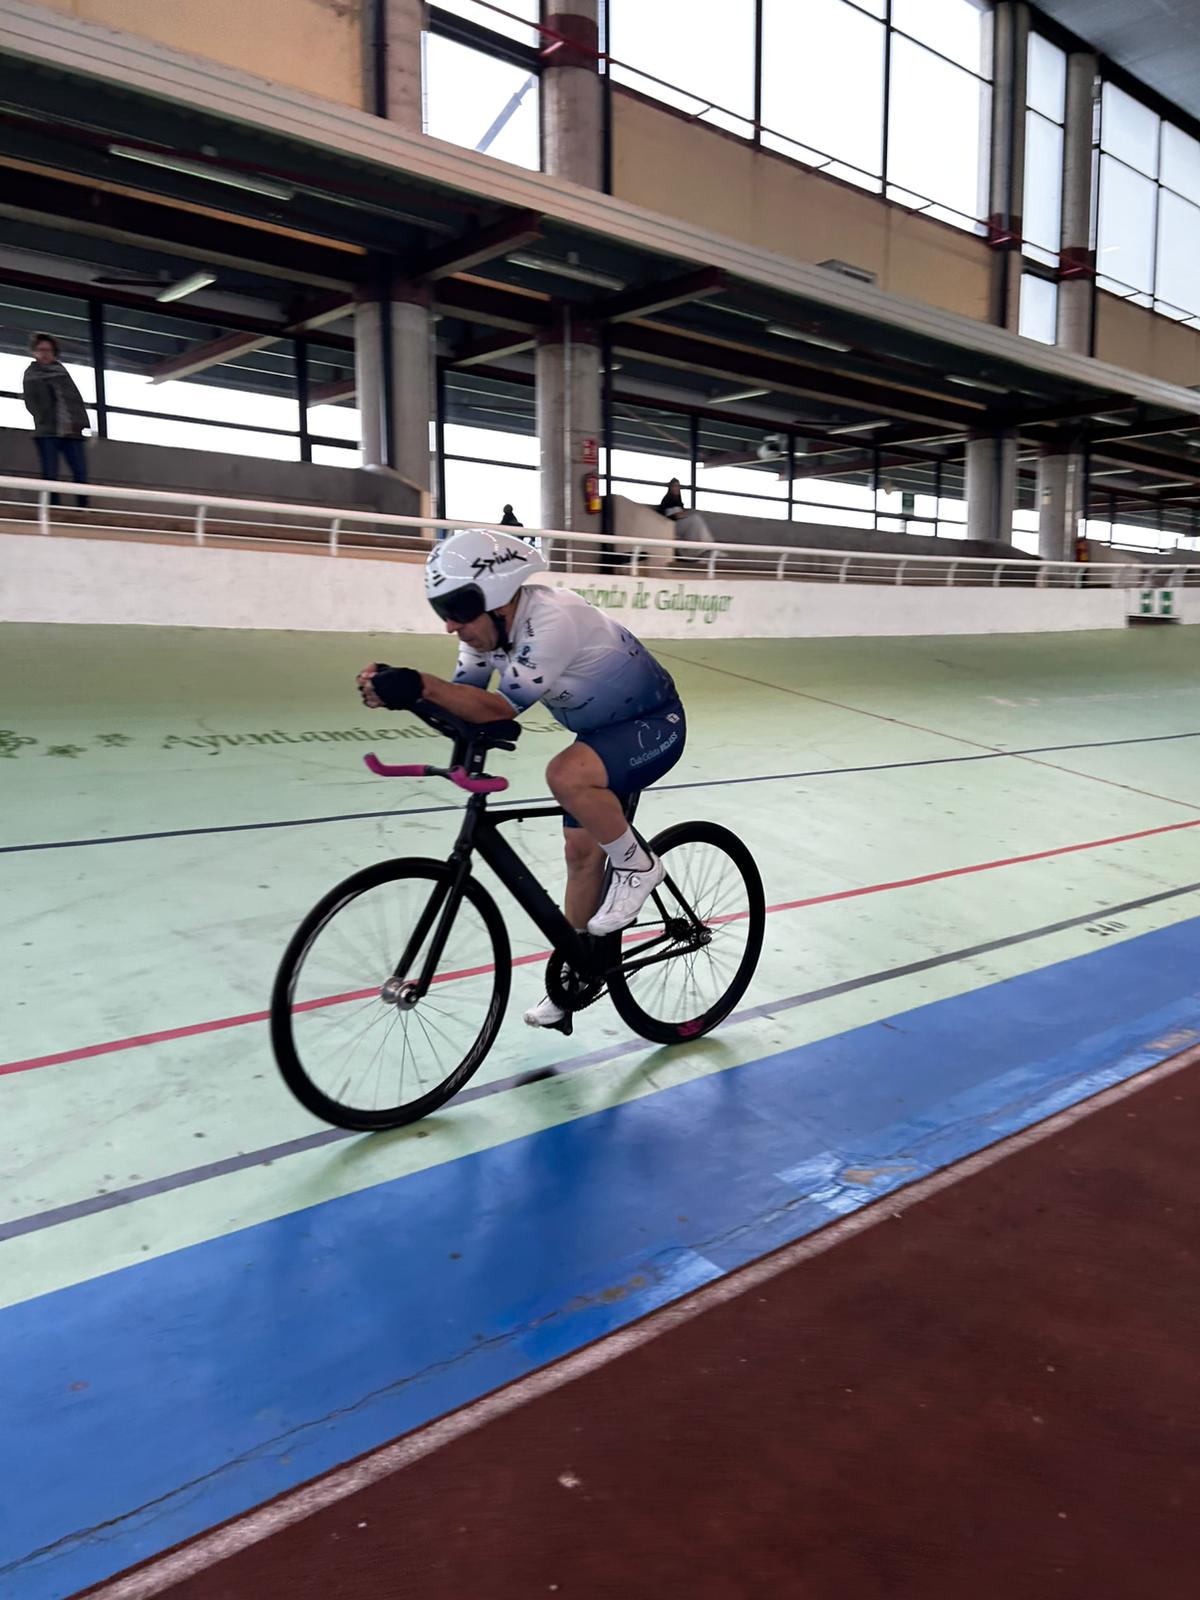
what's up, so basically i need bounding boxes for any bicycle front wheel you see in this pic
[607,820,764,1045]
[271,859,510,1131]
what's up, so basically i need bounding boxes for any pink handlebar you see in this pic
[363,753,508,793]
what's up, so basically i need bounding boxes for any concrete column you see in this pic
[355,281,434,495]
[968,4,1027,547]
[536,3,603,537]
[1039,52,1098,559]
[1057,51,1098,356]
[1037,443,1085,564]
[540,1,602,190]
[985,1,1029,333]
[356,4,431,503]
[536,315,602,539]
[364,0,424,129]
[966,431,1018,545]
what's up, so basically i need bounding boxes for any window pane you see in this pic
[611,477,669,504]
[1027,33,1065,122]
[608,0,755,136]
[1156,190,1200,318]
[444,422,539,467]
[761,0,884,183]
[106,412,301,460]
[423,35,539,169]
[1023,112,1063,252]
[789,501,876,528]
[101,307,301,454]
[311,442,362,469]
[794,476,874,510]
[891,0,989,74]
[1097,154,1157,299]
[698,462,786,497]
[887,36,988,226]
[433,0,540,47]
[304,341,360,447]
[1019,273,1058,344]
[1161,121,1200,206]
[443,457,538,521]
[1101,82,1159,177]
[694,491,788,520]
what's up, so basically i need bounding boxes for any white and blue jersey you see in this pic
[452,583,678,734]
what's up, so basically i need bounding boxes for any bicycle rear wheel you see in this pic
[607,820,764,1045]
[271,858,509,1130]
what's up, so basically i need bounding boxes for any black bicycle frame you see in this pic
[397,792,694,1002]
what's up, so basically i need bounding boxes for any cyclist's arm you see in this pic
[417,673,515,723]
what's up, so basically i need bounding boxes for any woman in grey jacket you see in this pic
[23,332,90,506]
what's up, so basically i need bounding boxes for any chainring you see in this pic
[544,946,610,1013]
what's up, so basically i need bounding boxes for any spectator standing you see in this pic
[23,333,90,506]
[658,477,714,560]
[500,504,523,527]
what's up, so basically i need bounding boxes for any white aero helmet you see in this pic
[425,529,547,623]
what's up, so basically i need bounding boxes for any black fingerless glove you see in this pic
[370,666,423,710]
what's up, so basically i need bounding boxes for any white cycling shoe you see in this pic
[587,853,665,937]
[524,994,569,1030]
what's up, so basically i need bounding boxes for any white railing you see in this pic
[1,474,1196,591]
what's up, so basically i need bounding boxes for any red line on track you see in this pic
[4,816,1198,1081]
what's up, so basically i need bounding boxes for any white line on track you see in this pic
[86,1044,1199,1599]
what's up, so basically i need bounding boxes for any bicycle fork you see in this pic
[379,856,474,1008]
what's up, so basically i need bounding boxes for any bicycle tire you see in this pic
[607,819,764,1045]
[271,857,510,1131]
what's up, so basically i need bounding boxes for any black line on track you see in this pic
[5,731,1198,856]
[5,875,1198,1243]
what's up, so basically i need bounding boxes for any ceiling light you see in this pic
[710,387,771,404]
[766,324,853,353]
[156,270,217,304]
[108,144,295,201]
[946,375,1009,395]
[507,253,626,290]
[827,419,888,435]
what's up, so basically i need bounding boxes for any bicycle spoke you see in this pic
[621,836,755,1029]
[285,872,500,1117]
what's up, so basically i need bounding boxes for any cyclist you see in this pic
[357,528,686,1031]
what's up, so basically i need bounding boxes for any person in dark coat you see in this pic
[657,477,714,561]
[23,332,90,506]
[500,504,522,527]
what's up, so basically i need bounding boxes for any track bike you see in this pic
[271,702,764,1130]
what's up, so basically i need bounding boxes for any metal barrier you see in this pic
[2,474,1195,591]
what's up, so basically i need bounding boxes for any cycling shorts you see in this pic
[561,699,686,828]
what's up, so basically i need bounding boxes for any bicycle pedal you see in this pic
[547,1013,574,1037]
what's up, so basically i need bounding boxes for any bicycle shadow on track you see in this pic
[312,1033,747,1185]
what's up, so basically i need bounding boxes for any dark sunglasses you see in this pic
[429,585,487,624]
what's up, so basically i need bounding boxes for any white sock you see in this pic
[601,827,651,872]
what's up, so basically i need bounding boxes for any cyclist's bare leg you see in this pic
[546,743,626,849]
[562,828,606,928]
[547,744,632,926]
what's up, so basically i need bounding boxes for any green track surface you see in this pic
[3,623,1199,1308]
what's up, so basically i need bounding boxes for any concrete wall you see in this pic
[0,428,419,516]
[32,0,365,108]
[1094,293,1200,389]
[5,532,1187,637]
[611,90,992,323]
[612,494,1024,561]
